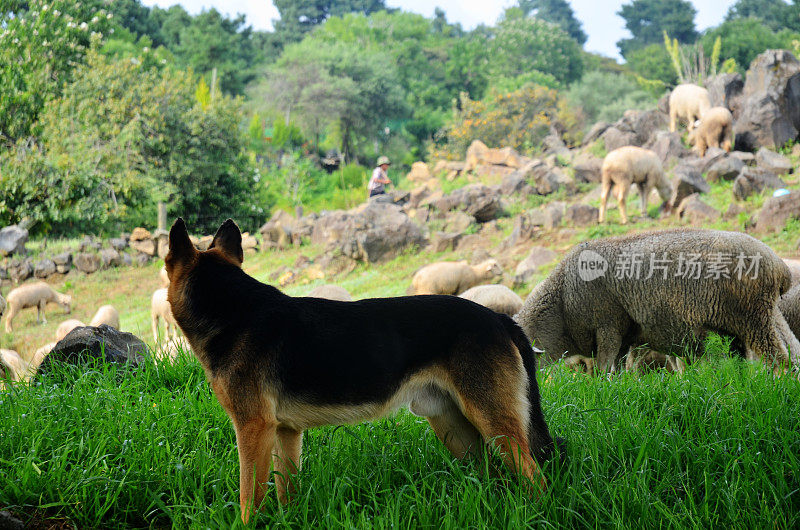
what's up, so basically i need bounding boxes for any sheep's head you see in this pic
[479,259,503,279]
[58,294,72,313]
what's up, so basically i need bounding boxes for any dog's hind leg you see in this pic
[272,426,303,504]
[426,398,483,460]
[234,417,276,524]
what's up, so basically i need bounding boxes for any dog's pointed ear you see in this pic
[167,217,196,263]
[209,218,243,266]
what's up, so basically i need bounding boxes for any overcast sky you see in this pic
[141,0,739,60]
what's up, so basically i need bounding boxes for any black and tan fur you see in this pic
[165,218,555,523]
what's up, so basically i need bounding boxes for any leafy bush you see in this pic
[566,71,656,125]
[700,18,800,74]
[624,43,679,87]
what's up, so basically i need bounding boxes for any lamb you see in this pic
[159,267,170,288]
[1,349,29,386]
[687,106,733,157]
[4,281,72,333]
[458,284,524,317]
[151,287,177,343]
[308,284,352,301]
[668,83,711,132]
[411,259,503,295]
[89,305,120,329]
[599,146,673,225]
[55,319,86,341]
[516,228,800,373]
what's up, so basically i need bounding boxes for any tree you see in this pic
[491,9,584,85]
[725,0,789,31]
[0,0,112,143]
[518,0,588,44]
[617,0,698,58]
[700,18,800,73]
[272,0,388,45]
[625,43,679,86]
[566,71,656,124]
[106,0,160,42]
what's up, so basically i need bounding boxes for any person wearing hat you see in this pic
[368,156,392,198]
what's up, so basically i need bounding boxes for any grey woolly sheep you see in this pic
[687,106,733,157]
[783,259,800,285]
[625,348,686,374]
[411,259,503,295]
[308,284,353,301]
[599,146,672,224]
[516,228,800,372]
[779,284,800,341]
[669,83,711,132]
[459,284,524,317]
[5,281,72,333]
[89,304,120,329]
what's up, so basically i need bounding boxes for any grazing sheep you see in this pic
[159,267,170,288]
[157,335,192,361]
[669,83,711,132]
[55,319,86,341]
[459,284,524,317]
[687,107,733,157]
[1,349,29,385]
[516,229,800,373]
[411,259,503,295]
[625,349,686,374]
[151,287,177,343]
[783,259,800,285]
[563,355,595,375]
[308,284,352,301]
[89,305,120,329]
[4,282,72,333]
[779,284,800,340]
[599,146,673,225]
[30,342,56,373]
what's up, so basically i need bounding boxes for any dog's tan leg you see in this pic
[272,426,303,504]
[234,417,276,524]
[427,400,483,459]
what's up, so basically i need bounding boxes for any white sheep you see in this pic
[151,287,177,343]
[688,106,733,157]
[669,83,711,132]
[1,348,29,386]
[89,304,120,329]
[159,267,170,288]
[308,284,352,301]
[55,319,86,341]
[4,281,72,333]
[458,284,524,317]
[411,259,503,295]
[599,146,673,224]
[783,259,800,285]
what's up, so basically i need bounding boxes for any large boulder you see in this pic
[406,161,432,183]
[706,72,744,117]
[514,246,559,285]
[337,203,427,263]
[73,252,101,274]
[676,194,721,225]
[734,50,800,151]
[600,126,636,151]
[33,259,56,279]
[572,152,603,183]
[260,209,296,249]
[99,248,122,268]
[0,225,28,256]
[52,252,72,274]
[7,258,32,283]
[756,190,800,231]
[705,156,745,183]
[646,131,688,165]
[670,163,710,207]
[444,211,475,233]
[564,204,598,226]
[37,325,150,375]
[433,185,503,222]
[465,141,524,170]
[755,148,793,175]
[732,167,786,200]
[129,237,156,257]
[584,121,611,145]
[517,160,574,195]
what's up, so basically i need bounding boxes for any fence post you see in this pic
[157,202,167,231]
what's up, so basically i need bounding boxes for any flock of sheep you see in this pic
[599,83,733,224]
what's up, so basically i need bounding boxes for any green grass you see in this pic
[2,352,798,528]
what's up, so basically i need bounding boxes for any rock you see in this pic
[52,252,72,274]
[129,238,156,256]
[601,126,636,151]
[473,163,516,179]
[120,252,133,267]
[0,225,28,256]
[564,204,598,226]
[514,246,559,285]
[7,258,32,283]
[500,172,532,195]
[755,148,793,175]
[157,238,169,258]
[705,156,744,183]
[33,258,56,278]
[73,252,101,274]
[134,253,150,266]
[542,134,572,161]
[455,233,492,253]
[658,92,670,114]
[529,201,566,230]
[519,160,574,195]
[241,233,259,251]
[429,232,462,253]
[465,140,489,171]
[197,235,213,251]
[260,210,296,249]
[129,227,151,242]
[756,190,800,232]
[444,211,475,233]
[108,237,128,251]
[676,194,721,224]
[78,236,101,252]
[507,214,537,246]
[734,49,800,151]
[646,131,688,165]
[670,164,710,207]
[622,109,669,146]
[732,167,786,200]
[572,152,603,183]
[584,121,611,145]
[99,248,121,268]
[484,146,524,168]
[706,72,744,117]
[336,203,428,264]
[37,325,150,375]
[724,202,745,220]
[433,185,503,222]
[730,151,756,165]
[406,161,432,182]
[0,511,24,530]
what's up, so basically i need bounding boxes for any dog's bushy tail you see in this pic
[500,314,558,462]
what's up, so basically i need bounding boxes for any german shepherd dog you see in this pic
[165,218,556,523]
